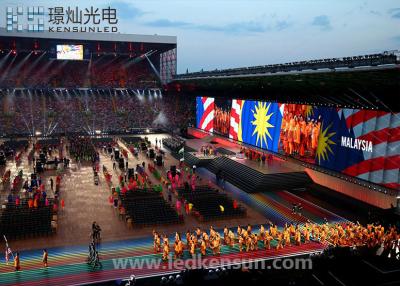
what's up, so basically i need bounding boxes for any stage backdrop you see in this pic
[196,98,399,190]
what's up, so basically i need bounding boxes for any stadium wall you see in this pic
[305,168,397,209]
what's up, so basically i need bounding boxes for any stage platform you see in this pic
[185,137,304,175]
[185,137,313,192]
[0,228,326,286]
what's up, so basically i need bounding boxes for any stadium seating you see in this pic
[0,91,195,136]
[119,189,182,226]
[177,186,246,222]
[0,198,54,238]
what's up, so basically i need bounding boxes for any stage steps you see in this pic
[206,156,313,193]
[255,171,313,192]
[207,156,264,193]
[183,151,213,167]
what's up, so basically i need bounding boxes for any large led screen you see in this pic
[56,45,84,60]
[227,100,399,189]
[197,96,399,189]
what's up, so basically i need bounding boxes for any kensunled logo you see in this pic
[5,5,119,33]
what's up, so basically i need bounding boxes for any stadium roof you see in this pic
[170,65,400,112]
[0,28,177,44]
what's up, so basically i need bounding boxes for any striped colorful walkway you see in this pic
[0,230,325,286]
[196,168,348,227]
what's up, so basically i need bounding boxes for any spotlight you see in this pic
[160,276,167,285]
[126,274,136,286]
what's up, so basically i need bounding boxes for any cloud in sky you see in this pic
[389,8,400,18]
[393,35,400,43]
[145,19,191,28]
[275,20,292,31]
[144,17,294,35]
[145,19,267,34]
[311,15,332,30]
[108,1,145,20]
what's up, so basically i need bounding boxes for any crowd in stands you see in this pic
[0,91,194,136]
[0,54,157,89]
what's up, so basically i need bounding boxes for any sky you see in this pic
[1,0,399,73]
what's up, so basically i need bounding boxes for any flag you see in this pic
[239,100,283,152]
[229,99,244,140]
[313,107,400,189]
[196,97,214,132]
[3,235,13,263]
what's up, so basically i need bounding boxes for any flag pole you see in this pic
[3,235,14,260]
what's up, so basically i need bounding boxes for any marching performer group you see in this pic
[153,221,399,260]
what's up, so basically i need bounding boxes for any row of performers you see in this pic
[153,222,397,260]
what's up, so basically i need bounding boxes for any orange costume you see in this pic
[14,254,20,271]
[42,251,48,267]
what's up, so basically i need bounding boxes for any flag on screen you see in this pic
[196,97,214,132]
[313,107,400,189]
[239,101,283,152]
[229,99,244,140]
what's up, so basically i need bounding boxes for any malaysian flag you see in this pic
[3,235,13,263]
[196,97,214,132]
[339,109,400,190]
[314,107,400,190]
[229,99,244,140]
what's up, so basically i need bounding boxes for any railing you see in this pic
[175,52,399,80]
